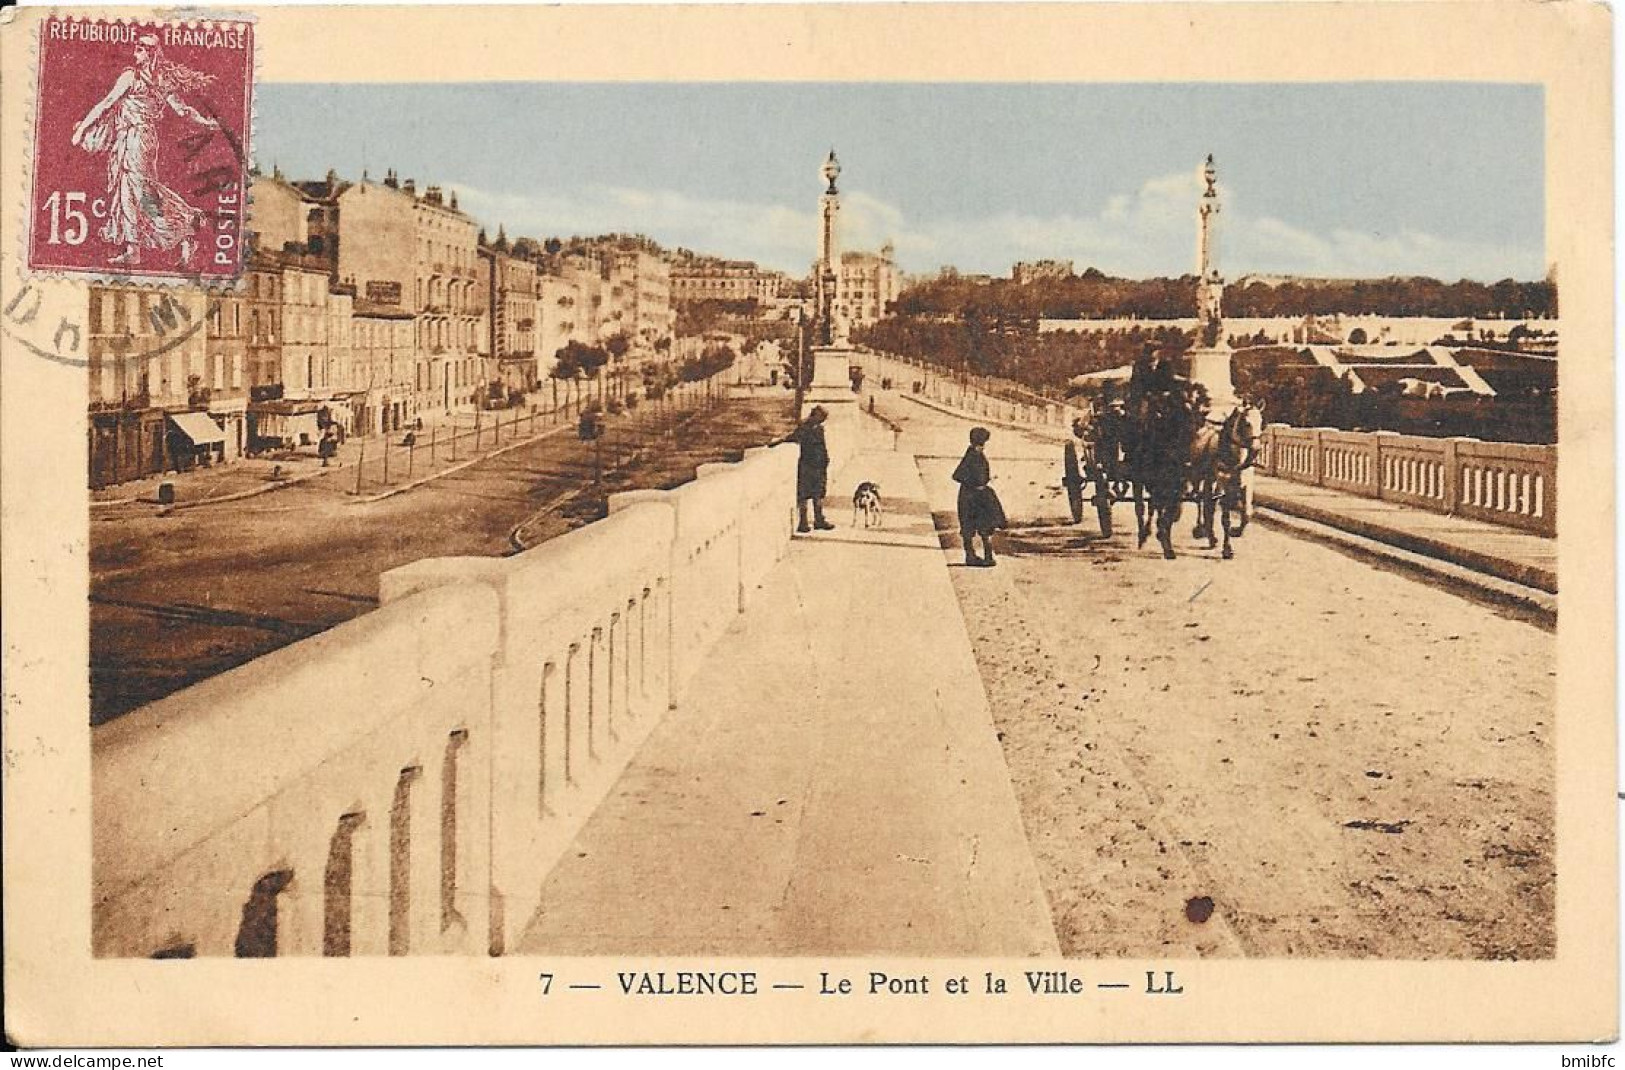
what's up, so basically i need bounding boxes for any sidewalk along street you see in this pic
[89,393,568,508]
[90,455,336,509]
[88,389,795,724]
[90,378,727,513]
[337,377,726,502]
[1252,475,1556,595]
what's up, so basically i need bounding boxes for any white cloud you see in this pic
[892,170,1201,277]
[1227,215,1529,281]
[450,180,819,270]
[447,170,1539,282]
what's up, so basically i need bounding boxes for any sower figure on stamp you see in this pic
[788,405,835,533]
[953,426,1006,567]
[70,34,219,267]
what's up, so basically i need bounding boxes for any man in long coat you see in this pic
[791,405,835,532]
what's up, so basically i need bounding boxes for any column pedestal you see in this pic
[803,346,862,469]
[808,346,854,393]
[1187,345,1238,410]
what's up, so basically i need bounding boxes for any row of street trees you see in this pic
[855,315,1191,395]
[546,333,646,410]
[682,342,741,383]
[546,332,734,417]
[899,270,1556,322]
[675,299,798,350]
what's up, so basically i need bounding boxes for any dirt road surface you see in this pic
[886,389,1554,959]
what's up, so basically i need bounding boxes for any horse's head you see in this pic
[1208,403,1257,474]
[1239,401,1264,440]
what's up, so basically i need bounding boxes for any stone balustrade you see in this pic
[92,441,802,957]
[854,351,1084,435]
[1260,425,1556,537]
[93,584,501,958]
[841,350,1557,537]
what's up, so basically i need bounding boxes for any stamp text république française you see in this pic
[46,20,250,51]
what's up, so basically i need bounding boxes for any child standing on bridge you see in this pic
[953,426,1005,567]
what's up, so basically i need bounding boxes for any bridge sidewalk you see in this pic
[518,446,1061,957]
[1253,475,1556,595]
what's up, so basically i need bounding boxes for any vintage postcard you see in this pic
[0,0,1615,1049]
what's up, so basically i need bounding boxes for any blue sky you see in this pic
[258,83,1544,281]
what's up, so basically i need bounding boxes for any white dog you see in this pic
[851,481,883,528]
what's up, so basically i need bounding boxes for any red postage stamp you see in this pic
[27,16,254,284]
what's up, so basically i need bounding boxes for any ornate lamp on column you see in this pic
[808,149,856,397]
[815,149,841,347]
[804,150,860,447]
[1186,154,1238,410]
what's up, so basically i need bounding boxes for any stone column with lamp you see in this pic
[804,150,862,462]
[1186,154,1238,411]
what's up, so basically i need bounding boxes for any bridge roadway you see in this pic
[520,389,1554,959]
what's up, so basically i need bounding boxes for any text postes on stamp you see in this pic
[27,16,254,286]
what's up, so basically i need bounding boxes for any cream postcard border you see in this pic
[0,1,1614,1047]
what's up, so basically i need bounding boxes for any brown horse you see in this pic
[1123,386,1198,560]
[1188,402,1261,559]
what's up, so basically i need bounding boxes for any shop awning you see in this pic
[169,411,227,446]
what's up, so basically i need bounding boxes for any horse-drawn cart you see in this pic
[1069,384,1261,560]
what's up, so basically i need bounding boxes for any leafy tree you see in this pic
[552,340,608,407]
[676,298,759,336]
[891,271,1554,322]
